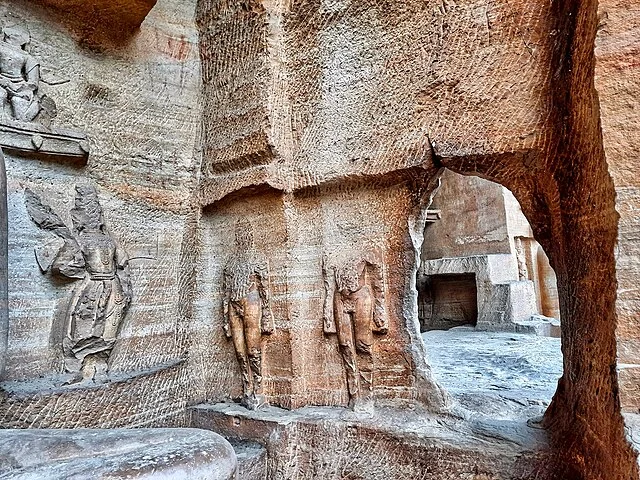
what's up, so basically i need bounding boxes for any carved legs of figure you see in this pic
[230,291,266,410]
[354,285,374,399]
[80,352,109,384]
[0,84,40,122]
[10,91,40,122]
[63,351,109,385]
[229,305,252,400]
[336,286,375,411]
[61,278,124,386]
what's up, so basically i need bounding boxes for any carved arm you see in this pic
[222,269,232,338]
[257,259,274,335]
[50,239,85,279]
[24,56,40,91]
[365,251,388,334]
[114,242,132,308]
[322,256,337,334]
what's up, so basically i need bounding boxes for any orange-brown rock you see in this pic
[0,0,637,479]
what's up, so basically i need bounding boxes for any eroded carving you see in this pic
[0,25,55,125]
[223,220,274,410]
[323,248,388,411]
[25,185,131,384]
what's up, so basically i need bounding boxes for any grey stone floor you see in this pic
[422,327,562,420]
[422,326,640,460]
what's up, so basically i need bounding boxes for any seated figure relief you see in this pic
[323,248,388,412]
[0,25,55,125]
[222,220,274,410]
[25,185,131,384]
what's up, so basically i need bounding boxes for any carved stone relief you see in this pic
[0,22,89,162]
[222,219,274,410]
[0,24,55,125]
[323,248,388,411]
[25,184,131,384]
[514,237,529,281]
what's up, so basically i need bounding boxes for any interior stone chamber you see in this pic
[0,0,638,479]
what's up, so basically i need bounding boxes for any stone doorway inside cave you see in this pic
[418,170,563,419]
[418,273,478,331]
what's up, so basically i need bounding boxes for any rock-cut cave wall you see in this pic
[194,0,638,478]
[0,0,202,428]
[0,0,637,479]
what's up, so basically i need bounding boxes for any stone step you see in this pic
[515,314,561,337]
[231,440,267,480]
[190,402,549,480]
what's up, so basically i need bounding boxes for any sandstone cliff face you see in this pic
[195,1,638,476]
[596,0,640,412]
[0,0,637,478]
[1,0,202,427]
[422,171,513,261]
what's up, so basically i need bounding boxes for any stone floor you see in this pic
[422,326,640,462]
[422,327,563,420]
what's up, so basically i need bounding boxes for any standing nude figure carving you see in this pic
[223,220,274,410]
[25,185,131,384]
[323,249,388,411]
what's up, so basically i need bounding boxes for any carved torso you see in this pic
[0,42,29,82]
[77,231,117,280]
[335,258,366,295]
[226,257,263,303]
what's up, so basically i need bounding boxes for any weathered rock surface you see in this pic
[191,402,547,480]
[230,441,267,480]
[0,149,6,377]
[0,0,201,429]
[0,0,636,478]
[0,428,237,479]
[596,0,640,412]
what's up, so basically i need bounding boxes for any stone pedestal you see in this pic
[190,402,548,480]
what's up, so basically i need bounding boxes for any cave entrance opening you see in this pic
[417,169,563,419]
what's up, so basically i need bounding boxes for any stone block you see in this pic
[0,428,237,479]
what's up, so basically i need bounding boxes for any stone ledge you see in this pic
[190,402,550,479]
[0,121,89,164]
[1,358,185,398]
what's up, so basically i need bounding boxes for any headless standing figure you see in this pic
[324,250,388,412]
[223,220,274,410]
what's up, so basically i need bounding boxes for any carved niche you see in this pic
[25,185,132,384]
[323,248,388,411]
[222,219,274,410]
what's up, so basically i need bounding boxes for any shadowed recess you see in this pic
[32,0,158,46]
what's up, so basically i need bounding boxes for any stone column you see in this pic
[536,245,560,320]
